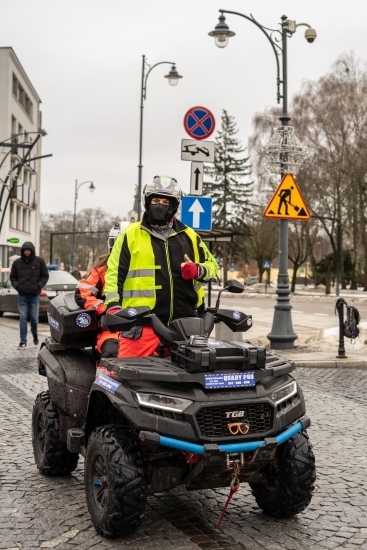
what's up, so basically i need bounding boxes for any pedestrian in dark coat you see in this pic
[10,241,49,349]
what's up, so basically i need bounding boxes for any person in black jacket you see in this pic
[10,241,49,349]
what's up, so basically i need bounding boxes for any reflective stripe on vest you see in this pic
[105,292,120,302]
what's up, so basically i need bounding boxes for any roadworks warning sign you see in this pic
[264,174,311,220]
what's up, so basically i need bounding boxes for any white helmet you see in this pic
[108,221,129,252]
[142,175,182,211]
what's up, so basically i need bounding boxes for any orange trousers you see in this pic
[118,326,160,358]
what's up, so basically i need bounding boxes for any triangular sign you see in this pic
[263,174,311,220]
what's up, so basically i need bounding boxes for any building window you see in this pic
[9,202,14,229]
[12,73,33,121]
[12,74,17,95]
[11,115,17,135]
[16,205,22,230]
[23,208,27,232]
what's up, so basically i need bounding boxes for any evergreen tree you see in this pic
[203,109,253,283]
[203,109,253,229]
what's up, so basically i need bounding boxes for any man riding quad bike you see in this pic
[32,279,316,538]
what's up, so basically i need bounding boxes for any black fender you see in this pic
[38,344,95,421]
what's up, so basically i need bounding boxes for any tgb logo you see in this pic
[225,410,245,419]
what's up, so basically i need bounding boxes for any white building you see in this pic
[0,47,44,273]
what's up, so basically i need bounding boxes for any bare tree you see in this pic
[249,52,367,292]
[203,109,253,283]
[40,208,116,270]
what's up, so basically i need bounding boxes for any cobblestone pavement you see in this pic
[1,322,367,549]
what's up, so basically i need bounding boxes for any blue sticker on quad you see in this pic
[76,312,91,328]
[94,373,121,394]
[48,315,60,331]
[127,308,137,316]
[233,311,241,320]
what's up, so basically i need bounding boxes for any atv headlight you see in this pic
[136,392,193,413]
[269,381,297,406]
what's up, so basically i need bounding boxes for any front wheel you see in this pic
[32,391,79,475]
[85,425,147,538]
[249,431,316,517]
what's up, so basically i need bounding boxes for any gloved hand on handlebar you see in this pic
[107,305,122,315]
[181,254,205,281]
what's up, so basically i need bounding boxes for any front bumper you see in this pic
[140,416,310,455]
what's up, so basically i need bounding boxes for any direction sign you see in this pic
[181,196,212,230]
[184,106,215,140]
[181,139,215,162]
[190,162,204,195]
[264,174,311,220]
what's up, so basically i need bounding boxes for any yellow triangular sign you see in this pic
[264,174,311,220]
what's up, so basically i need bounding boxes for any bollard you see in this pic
[335,297,347,359]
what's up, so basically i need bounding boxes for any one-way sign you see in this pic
[190,162,203,195]
[181,139,215,163]
[181,196,212,230]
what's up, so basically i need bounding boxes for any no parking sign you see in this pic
[183,106,215,140]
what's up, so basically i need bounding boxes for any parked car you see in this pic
[0,270,79,317]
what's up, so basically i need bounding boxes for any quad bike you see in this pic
[32,280,316,538]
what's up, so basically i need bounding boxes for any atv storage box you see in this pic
[171,338,266,372]
[47,292,98,347]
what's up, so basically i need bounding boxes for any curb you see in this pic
[293,359,367,368]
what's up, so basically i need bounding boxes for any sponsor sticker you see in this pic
[204,372,255,389]
[127,307,137,316]
[208,340,224,347]
[233,311,241,320]
[94,373,121,394]
[76,312,91,328]
[48,315,60,331]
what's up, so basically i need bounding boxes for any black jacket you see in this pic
[10,242,49,296]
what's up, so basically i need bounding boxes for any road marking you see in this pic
[292,310,304,314]
[314,313,329,316]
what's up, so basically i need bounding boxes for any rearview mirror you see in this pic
[226,279,244,294]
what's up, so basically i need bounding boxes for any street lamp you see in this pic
[71,180,95,269]
[209,11,316,350]
[137,55,183,221]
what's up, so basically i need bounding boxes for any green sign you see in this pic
[7,238,20,244]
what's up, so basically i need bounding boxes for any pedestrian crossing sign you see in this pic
[264,174,311,220]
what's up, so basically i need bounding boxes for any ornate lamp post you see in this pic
[137,55,183,220]
[209,10,316,349]
[71,180,95,269]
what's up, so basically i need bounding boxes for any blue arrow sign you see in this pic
[181,196,212,230]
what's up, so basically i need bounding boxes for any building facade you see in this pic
[0,47,43,275]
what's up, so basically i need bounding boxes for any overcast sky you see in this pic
[2,0,367,219]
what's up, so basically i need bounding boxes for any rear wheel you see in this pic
[32,391,79,475]
[85,425,147,538]
[249,431,316,517]
[0,311,3,317]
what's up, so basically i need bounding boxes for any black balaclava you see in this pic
[146,196,176,225]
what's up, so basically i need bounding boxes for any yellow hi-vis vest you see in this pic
[107,223,205,316]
